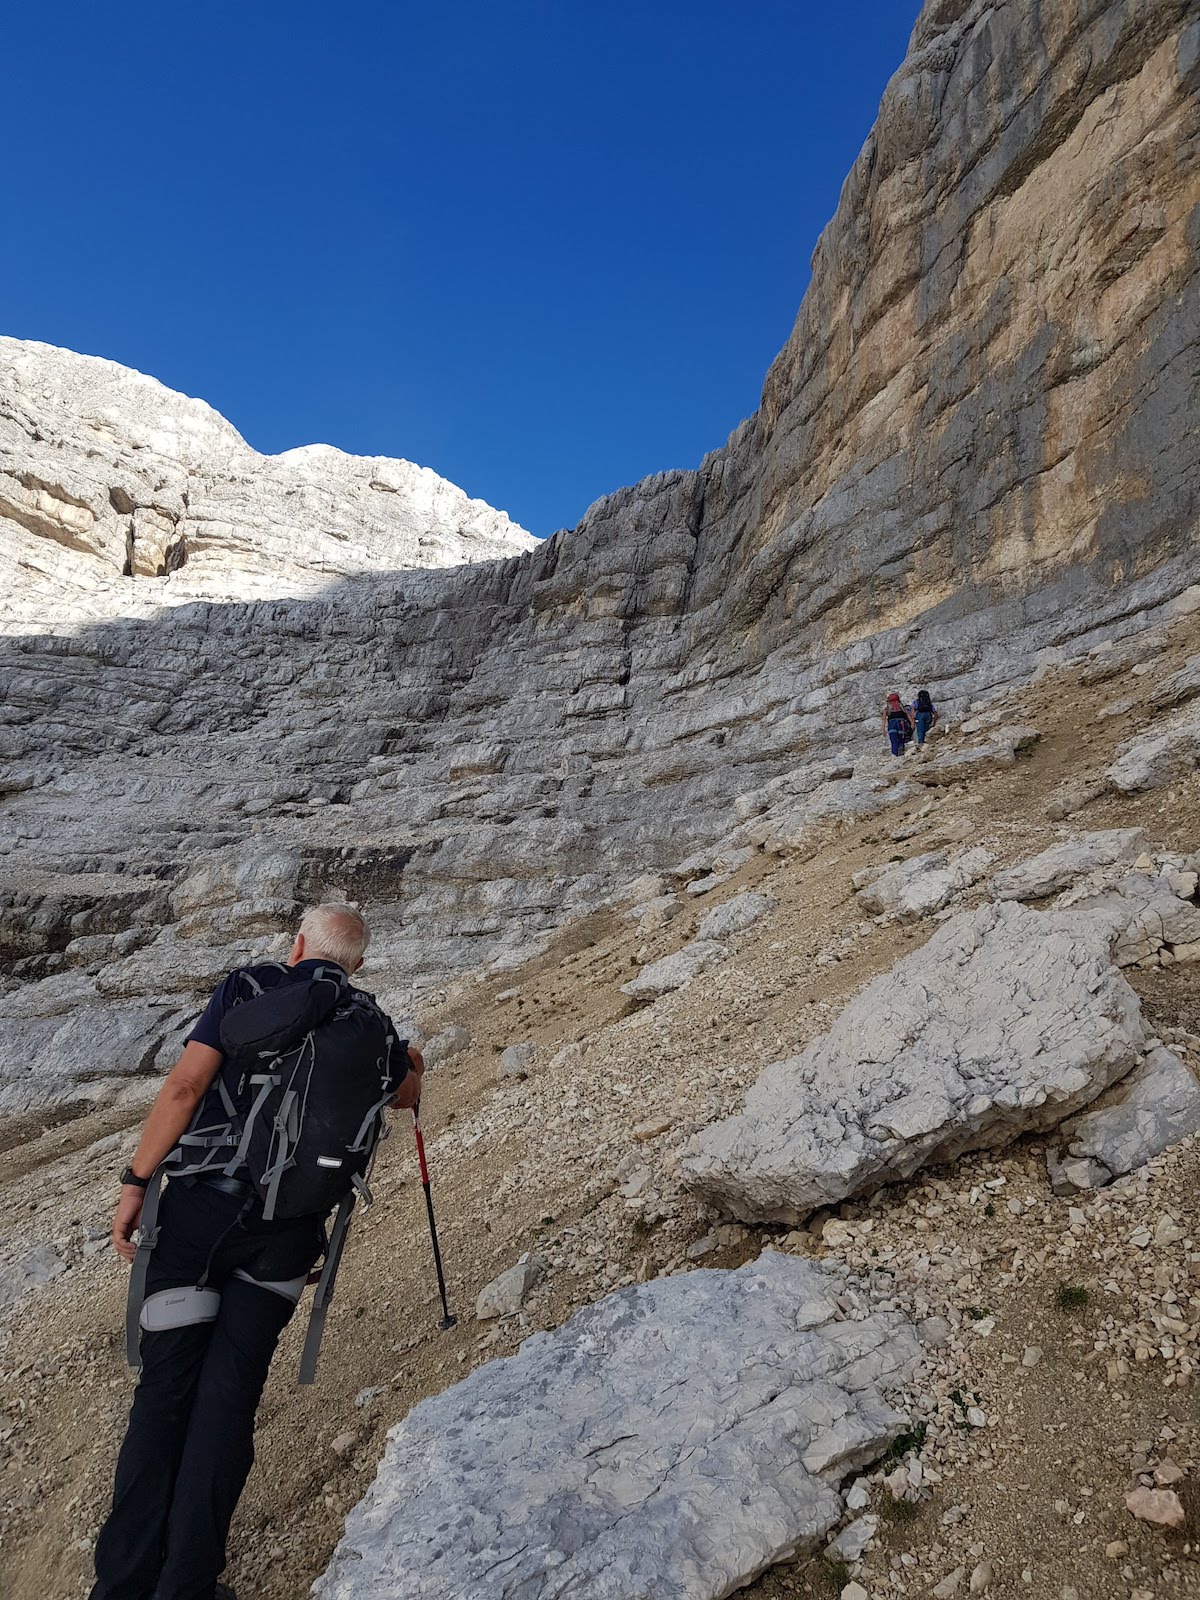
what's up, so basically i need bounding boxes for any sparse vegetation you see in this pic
[1055,1283,1089,1311]
[880,1421,927,1470]
[878,1495,921,1526]
[816,1555,852,1595]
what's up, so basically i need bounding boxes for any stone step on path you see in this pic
[315,1253,920,1600]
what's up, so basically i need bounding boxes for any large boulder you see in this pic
[1047,1047,1200,1193]
[990,829,1148,901]
[1108,700,1200,792]
[681,901,1146,1224]
[621,940,728,1000]
[696,890,775,942]
[854,847,992,920]
[316,1253,919,1600]
[1077,872,1200,967]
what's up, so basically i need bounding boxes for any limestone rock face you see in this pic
[3,0,1200,1130]
[0,336,535,616]
[680,902,1147,1225]
[316,1253,919,1600]
[990,830,1149,901]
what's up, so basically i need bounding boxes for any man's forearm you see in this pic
[130,1081,206,1177]
[127,1040,223,1178]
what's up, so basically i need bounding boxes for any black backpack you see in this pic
[915,690,934,715]
[214,967,394,1220]
[126,965,399,1382]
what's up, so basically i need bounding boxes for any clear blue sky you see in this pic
[3,3,915,538]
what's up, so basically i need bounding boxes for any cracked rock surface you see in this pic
[316,1252,919,1600]
[680,901,1148,1224]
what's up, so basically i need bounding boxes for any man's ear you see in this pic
[287,933,305,965]
[352,956,363,973]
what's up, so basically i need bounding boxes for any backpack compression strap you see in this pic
[125,1161,168,1368]
[298,1190,356,1385]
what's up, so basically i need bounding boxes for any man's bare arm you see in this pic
[111,1041,223,1263]
[390,1045,425,1110]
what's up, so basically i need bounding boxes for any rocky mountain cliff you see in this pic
[0,335,536,618]
[2,0,1198,1134]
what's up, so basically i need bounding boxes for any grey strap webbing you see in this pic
[223,1073,278,1177]
[260,1087,299,1221]
[125,1162,168,1368]
[298,1192,356,1386]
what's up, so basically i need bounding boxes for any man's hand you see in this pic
[112,1185,145,1264]
[391,1045,425,1110]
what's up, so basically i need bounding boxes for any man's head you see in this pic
[887,692,902,707]
[288,902,369,973]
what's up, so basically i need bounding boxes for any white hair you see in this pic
[299,902,370,970]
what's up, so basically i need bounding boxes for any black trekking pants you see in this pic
[91,1181,323,1600]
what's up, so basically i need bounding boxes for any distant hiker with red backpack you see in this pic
[91,903,423,1600]
[882,692,914,757]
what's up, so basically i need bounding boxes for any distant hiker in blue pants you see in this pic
[882,693,914,757]
[912,688,938,746]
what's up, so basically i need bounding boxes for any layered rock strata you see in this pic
[2,0,1199,1129]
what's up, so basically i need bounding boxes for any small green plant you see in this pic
[1055,1283,1089,1311]
[879,1496,920,1526]
[880,1422,928,1470]
[983,1201,996,1218]
[539,1215,555,1228]
[966,1306,991,1322]
[817,1555,851,1596]
[631,1216,649,1236]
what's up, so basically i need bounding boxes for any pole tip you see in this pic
[439,1314,458,1331]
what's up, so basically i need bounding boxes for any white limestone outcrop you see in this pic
[316,1253,919,1600]
[681,902,1148,1225]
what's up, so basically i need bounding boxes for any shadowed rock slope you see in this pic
[2,0,1198,1130]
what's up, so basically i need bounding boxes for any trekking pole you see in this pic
[411,1102,456,1329]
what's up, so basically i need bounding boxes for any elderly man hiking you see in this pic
[90,902,423,1600]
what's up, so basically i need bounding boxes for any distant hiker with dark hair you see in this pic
[912,688,938,746]
[91,902,424,1600]
[882,692,914,757]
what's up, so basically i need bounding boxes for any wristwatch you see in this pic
[120,1165,150,1189]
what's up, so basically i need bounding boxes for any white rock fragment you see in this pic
[1125,1486,1185,1527]
[827,1513,878,1561]
[990,830,1147,901]
[620,940,728,1000]
[1047,1047,1200,1193]
[475,1256,544,1320]
[854,848,993,921]
[696,891,775,943]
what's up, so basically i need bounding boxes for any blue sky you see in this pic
[3,3,915,538]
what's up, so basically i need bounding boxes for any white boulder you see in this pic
[681,901,1147,1224]
[317,1253,919,1600]
[1047,1047,1200,1193]
[621,940,728,1000]
[854,848,992,920]
[697,891,775,942]
[475,1256,545,1320]
[1108,700,1200,791]
[990,829,1147,901]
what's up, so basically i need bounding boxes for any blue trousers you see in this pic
[914,712,933,745]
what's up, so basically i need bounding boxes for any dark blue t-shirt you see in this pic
[188,960,409,1123]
